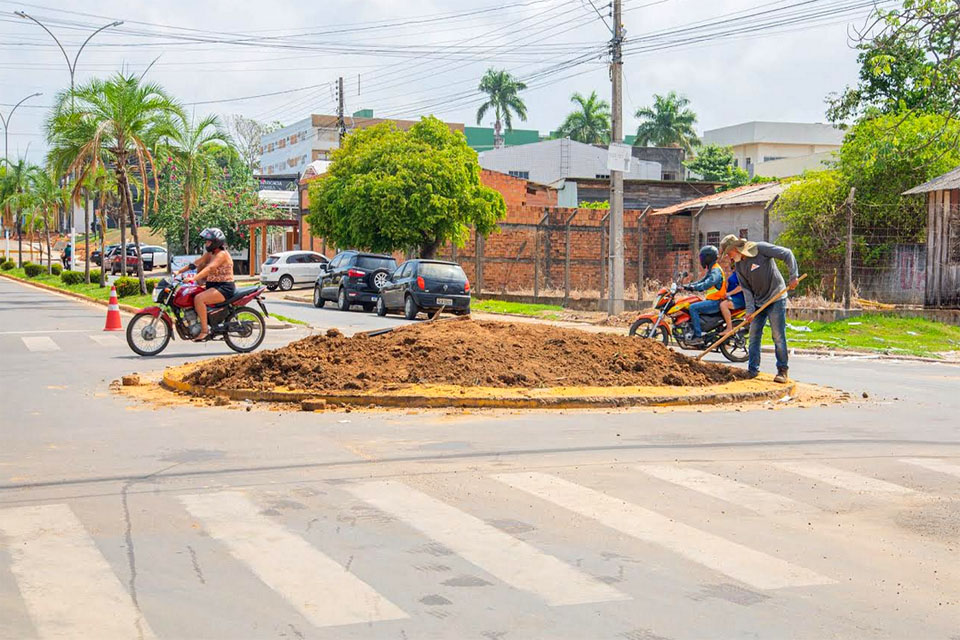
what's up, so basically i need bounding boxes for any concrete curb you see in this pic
[761,344,959,365]
[160,362,795,410]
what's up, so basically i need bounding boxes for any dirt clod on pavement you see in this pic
[185,319,749,392]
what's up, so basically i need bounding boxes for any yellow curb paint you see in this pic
[160,362,794,410]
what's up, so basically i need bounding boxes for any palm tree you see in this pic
[157,112,229,254]
[28,168,69,273]
[476,69,528,149]
[633,91,700,153]
[46,73,181,293]
[0,157,36,267]
[556,91,611,144]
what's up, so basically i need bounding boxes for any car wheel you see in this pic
[404,295,420,320]
[278,274,294,291]
[313,286,325,308]
[369,268,390,291]
[376,296,387,316]
[337,288,350,311]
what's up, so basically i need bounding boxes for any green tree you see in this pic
[227,114,283,172]
[556,91,610,144]
[307,116,505,259]
[683,144,749,185]
[633,91,700,152]
[0,157,36,267]
[476,68,528,149]
[46,73,181,293]
[834,1,960,124]
[27,168,69,273]
[157,112,230,254]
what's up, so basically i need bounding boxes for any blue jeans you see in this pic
[748,297,788,373]
[689,299,721,337]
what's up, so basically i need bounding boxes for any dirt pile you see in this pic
[185,318,749,392]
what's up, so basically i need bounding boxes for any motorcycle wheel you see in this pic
[224,306,266,353]
[126,312,171,356]
[719,327,750,363]
[628,318,669,346]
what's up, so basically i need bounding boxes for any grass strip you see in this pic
[1,267,153,309]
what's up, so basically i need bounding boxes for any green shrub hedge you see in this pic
[24,263,44,277]
[113,277,141,298]
[0,260,14,271]
[50,263,63,276]
[60,270,84,285]
[89,268,101,282]
[145,278,159,293]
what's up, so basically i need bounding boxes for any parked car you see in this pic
[110,245,166,275]
[313,250,397,311]
[377,259,471,319]
[91,244,119,267]
[260,250,329,291]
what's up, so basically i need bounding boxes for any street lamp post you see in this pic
[1,92,42,168]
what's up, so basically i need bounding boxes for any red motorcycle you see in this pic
[126,276,270,356]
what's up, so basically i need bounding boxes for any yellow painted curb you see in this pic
[161,362,795,409]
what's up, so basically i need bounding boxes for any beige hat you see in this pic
[720,234,758,258]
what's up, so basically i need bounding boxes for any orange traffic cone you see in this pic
[104,285,123,331]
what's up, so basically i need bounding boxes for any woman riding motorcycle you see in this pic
[174,228,234,341]
[682,245,727,347]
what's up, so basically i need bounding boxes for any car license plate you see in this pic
[371,295,378,301]
[436,297,453,306]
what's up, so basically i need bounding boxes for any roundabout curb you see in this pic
[161,362,796,410]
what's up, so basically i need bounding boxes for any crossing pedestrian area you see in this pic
[0,329,297,355]
[1,456,958,639]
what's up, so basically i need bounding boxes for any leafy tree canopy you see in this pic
[556,91,610,144]
[306,116,505,258]
[633,91,699,152]
[683,144,773,190]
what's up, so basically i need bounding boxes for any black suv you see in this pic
[376,259,470,319]
[313,250,397,312]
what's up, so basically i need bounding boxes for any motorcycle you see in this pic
[628,272,749,363]
[126,276,270,356]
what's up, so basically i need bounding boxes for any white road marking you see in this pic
[901,458,960,479]
[89,334,121,347]
[179,491,407,628]
[635,464,813,515]
[20,336,59,352]
[494,472,834,590]
[0,503,154,639]
[346,480,628,606]
[0,329,92,335]
[771,461,915,495]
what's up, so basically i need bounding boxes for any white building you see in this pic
[703,121,844,177]
[477,138,661,187]
[260,112,465,176]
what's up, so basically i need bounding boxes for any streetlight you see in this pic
[0,92,42,166]
[15,11,124,92]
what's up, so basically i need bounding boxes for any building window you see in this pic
[733,158,738,167]
[739,228,749,240]
[763,156,785,162]
[706,231,721,247]
[595,173,610,179]
[662,171,677,181]
[949,206,960,264]
[508,170,529,180]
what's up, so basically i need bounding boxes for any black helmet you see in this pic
[199,227,226,252]
[699,245,719,269]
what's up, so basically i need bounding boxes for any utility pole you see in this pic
[608,0,625,315]
[337,76,346,145]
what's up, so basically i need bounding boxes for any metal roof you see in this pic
[653,181,784,215]
[903,166,960,194]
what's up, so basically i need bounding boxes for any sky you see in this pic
[0,0,880,164]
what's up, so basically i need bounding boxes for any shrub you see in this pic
[60,270,84,285]
[24,263,44,277]
[89,268,101,282]
[145,278,159,293]
[114,276,141,298]
[50,263,63,276]
[0,260,14,271]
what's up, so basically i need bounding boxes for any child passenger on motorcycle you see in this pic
[682,245,727,347]
[719,259,745,332]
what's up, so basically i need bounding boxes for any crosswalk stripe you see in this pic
[900,458,960,479]
[634,464,813,515]
[494,472,834,590]
[179,491,407,628]
[89,334,121,347]
[0,503,154,640]
[20,336,59,352]
[345,480,628,606]
[771,461,915,495]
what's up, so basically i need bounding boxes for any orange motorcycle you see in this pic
[629,272,749,362]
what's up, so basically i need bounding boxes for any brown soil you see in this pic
[185,318,749,392]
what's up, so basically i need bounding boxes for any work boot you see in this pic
[745,370,759,379]
[774,367,790,383]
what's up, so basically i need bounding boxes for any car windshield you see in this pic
[357,256,397,270]
[419,263,466,281]
[264,255,280,265]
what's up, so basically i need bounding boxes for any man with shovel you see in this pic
[719,235,799,383]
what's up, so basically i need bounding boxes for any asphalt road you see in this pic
[1,276,959,640]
